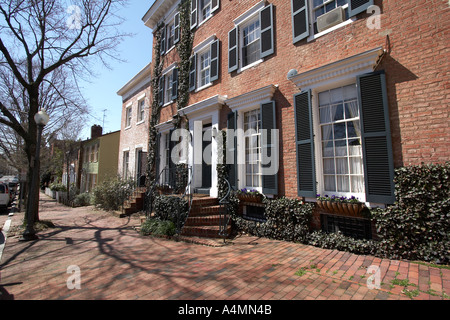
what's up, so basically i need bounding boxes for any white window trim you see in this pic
[226,84,277,193]
[233,1,265,74]
[307,0,355,42]
[161,63,178,106]
[289,48,386,206]
[125,102,133,130]
[198,0,213,27]
[136,93,146,125]
[311,80,366,203]
[193,35,217,92]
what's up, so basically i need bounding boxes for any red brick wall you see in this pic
[118,84,152,178]
[151,0,450,198]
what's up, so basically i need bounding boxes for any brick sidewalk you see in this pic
[0,193,449,300]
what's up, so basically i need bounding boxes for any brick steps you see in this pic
[122,188,146,216]
[180,197,232,240]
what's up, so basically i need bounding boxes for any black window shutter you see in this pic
[291,0,309,44]
[226,111,238,190]
[171,68,178,100]
[348,0,374,17]
[260,4,275,59]
[158,76,165,107]
[294,90,316,198]
[190,0,197,29]
[174,13,180,44]
[155,132,161,176]
[357,70,395,204]
[228,27,239,73]
[261,101,278,195]
[189,54,197,92]
[210,39,220,82]
[211,0,219,13]
[160,26,166,55]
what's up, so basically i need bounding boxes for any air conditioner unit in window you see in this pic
[317,6,345,33]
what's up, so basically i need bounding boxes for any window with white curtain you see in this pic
[318,84,364,194]
[244,109,262,189]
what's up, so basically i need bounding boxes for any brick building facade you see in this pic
[141,0,449,212]
[117,63,152,185]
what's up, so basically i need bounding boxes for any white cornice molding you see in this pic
[226,84,278,110]
[117,63,152,97]
[178,95,227,118]
[289,47,385,90]
[143,0,179,30]
[155,119,173,133]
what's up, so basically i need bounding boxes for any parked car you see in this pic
[0,183,10,209]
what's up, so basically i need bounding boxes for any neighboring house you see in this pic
[79,126,120,193]
[142,0,449,236]
[117,63,152,186]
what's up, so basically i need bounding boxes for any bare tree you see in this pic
[0,0,128,234]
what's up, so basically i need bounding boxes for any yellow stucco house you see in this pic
[80,126,120,193]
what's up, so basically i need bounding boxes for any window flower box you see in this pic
[316,195,366,218]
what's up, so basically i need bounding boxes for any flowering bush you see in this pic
[316,194,361,204]
[236,188,262,196]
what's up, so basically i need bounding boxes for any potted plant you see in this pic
[316,194,366,217]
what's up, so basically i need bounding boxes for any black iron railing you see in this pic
[145,165,193,235]
[218,178,232,242]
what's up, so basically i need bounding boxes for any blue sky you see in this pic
[78,1,155,140]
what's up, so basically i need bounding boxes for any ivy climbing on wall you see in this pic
[145,0,194,211]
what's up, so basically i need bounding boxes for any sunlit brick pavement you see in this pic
[0,193,449,301]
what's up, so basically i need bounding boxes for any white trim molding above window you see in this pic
[228,1,275,74]
[291,0,374,44]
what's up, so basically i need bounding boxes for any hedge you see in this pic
[230,163,449,264]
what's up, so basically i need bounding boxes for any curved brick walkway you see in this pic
[0,193,448,300]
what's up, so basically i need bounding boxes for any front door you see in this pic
[202,124,212,189]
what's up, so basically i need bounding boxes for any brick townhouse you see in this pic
[117,63,152,186]
[140,0,449,235]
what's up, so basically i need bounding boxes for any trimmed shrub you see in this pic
[92,177,135,211]
[140,218,176,237]
[153,195,189,231]
[372,162,450,263]
[231,196,314,242]
[73,193,91,207]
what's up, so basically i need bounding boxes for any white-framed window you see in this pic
[291,0,374,43]
[199,50,211,88]
[123,151,130,180]
[191,0,219,29]
[243,108,262,189]
[137,99,145,123]
[190,35,219,92]
[241,17,261,68]
[311,0,349,34]
[318,83,364,195]
[165,73,173,105]
[126,105,132,128]
[200,0,212,22]
[166,21,175,50]
[228,1,274,73]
